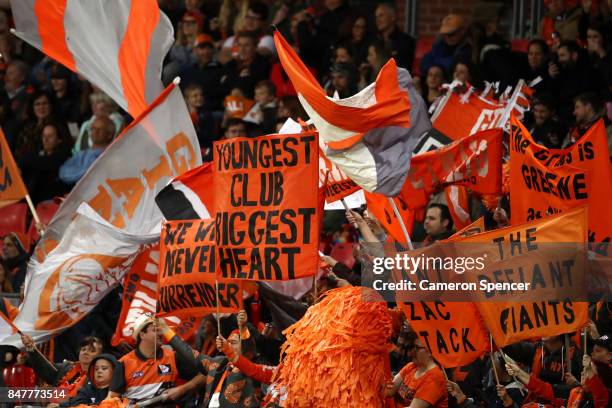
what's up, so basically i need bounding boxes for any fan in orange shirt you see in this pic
[385,338,449,408]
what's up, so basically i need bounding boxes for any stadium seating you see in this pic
[0,203,28,238]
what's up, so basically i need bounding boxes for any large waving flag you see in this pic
[155,162,213,221]
[36,81,201,263]
[0,128,28,208]
[1,204,158,345]
[11,0,174,117]
[273,30,431,196]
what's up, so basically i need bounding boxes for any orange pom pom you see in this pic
[273,287,393,408]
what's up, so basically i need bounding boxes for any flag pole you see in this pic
[24,194,43,234]
[490,335,501,385]
[340,198,358,229]
[214,280,222,335]
[387,197,414,250]
[18,331,57,371]
[564,334,572,376]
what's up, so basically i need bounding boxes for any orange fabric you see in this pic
[33,0,76,71]
[112,246,204,347]
[399,129,504,209]
[432,92,504,141]
[0,128,28,208]
[399,302,490,368]
[397,363,448,408]
[233,355,276,384]
[158,220,242,316]
[365,192,415,244]
[212,132,320,280]
[120,348,177,388]
[445,185,471,230]
[458,206,590,347]
[117,0,160,116]
[223,95,255,119]
[319,147,360,204]
[273,31,411,150]
[2,299,18,320]
[450,217,485,238]
[509,117,612,251]
[58,365,87,397]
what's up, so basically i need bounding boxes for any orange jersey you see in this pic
[116,348,178,402]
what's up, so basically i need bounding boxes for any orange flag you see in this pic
[450,217,486,239]
[399,301,490,368]
[365,192,414,243]
[509,116,612,254]
[0,128,28,208]
[458,206,590,347]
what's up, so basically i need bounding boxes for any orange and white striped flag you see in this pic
[11,0,174,117]
[0,310,18,342]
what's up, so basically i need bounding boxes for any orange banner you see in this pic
[432,92,505,141]
[509,117,612,254]
[112,246,203,346]
[399,301,490,368]
[158,220,242,317]
[450,217,485,239]
[458,206,589,347]
[319,146,360,204]
[0,128,28,208]
[399,129,503,209]
[365,192,414,243]
[212,133,319,280]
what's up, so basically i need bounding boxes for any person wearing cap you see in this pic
[181,33,224,111]
[60,353,118,407]
[526,93,566,149]
[106,314,202,406]
[420,14,471,78]
[49,63,80,124]
[20,333,103,398]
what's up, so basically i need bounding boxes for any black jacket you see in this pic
[61,354,118,407]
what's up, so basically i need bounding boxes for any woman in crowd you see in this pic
[358,40,391,90]
[13,90,57,159]
[163,11,203,82]
[384,338,449,408]
[422,65,447,109]
[18,120,71,204]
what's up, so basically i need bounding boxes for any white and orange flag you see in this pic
[0,128,28,208]
[1,203,158,344]
[11,0,173,117]
[36,81,201,262]
[0,311,18,342]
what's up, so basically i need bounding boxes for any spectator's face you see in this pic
[236,37,256,61]
[367,46,378,67]
[4,64,25,92]
[186,88,204,110]
[409,339,430,365]
[51,77,68,94]
[254,87,273,105]
[591,345,611,364]
[194,43,214,64]
[557,47,575,68]
[375,6,394,33]
[533,103,552,126]
[244,10,264,31]
[573,100,593,124]
[225,123,247,139]
[443,29,464,46]
[33,95,52,120]
[453,63,470,84]
[335,47,352,64]
[228,334,242,356]
[352,17,366,42]
[92,100,111,117]
[424,207,447,236]
[426,66,444,90]
[140,323,162,348]
[587,29,603,52]
[527,44,545,70]
[42,125,61,154]
[331,72,349,92]
[549,0,564,15]
[78,342,102,367]
[2,237,19,260]
[93,359,114,387]
[181,16,199,36]
[90,118,114,146]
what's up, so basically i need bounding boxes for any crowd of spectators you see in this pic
[0,0,611,407]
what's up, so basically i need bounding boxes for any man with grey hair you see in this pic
[59,115,115,185]
[1,60,29,144]
[375,3,415,70]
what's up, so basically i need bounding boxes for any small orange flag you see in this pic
[0,128,28,208]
